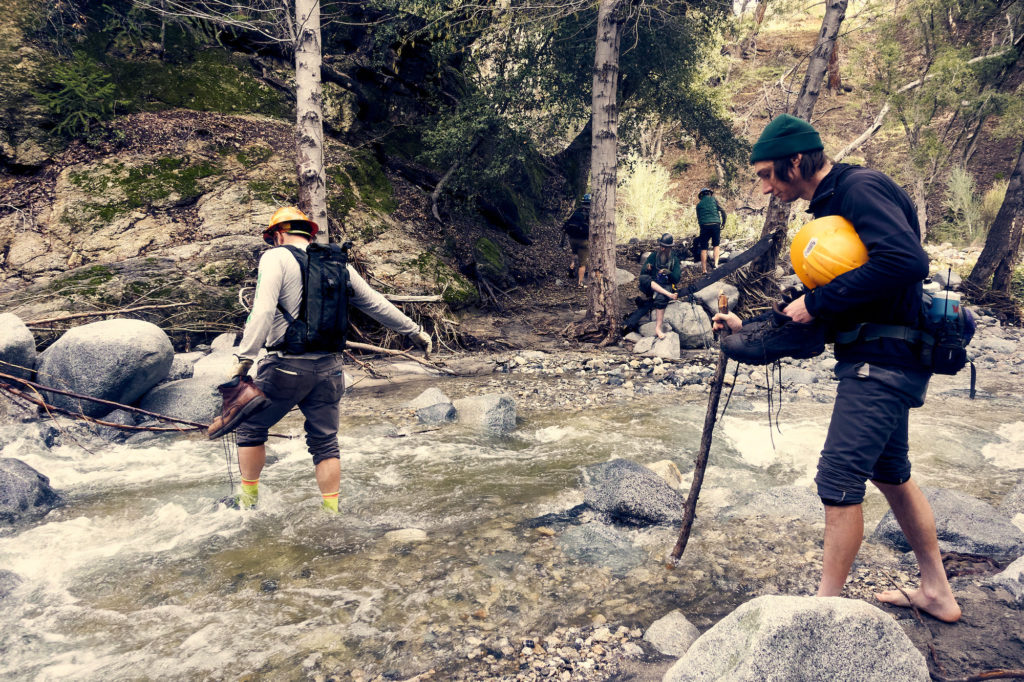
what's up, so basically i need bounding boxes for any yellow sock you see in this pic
[238,478,259,508]
[321,491,339,513]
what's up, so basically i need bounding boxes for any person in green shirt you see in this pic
[638,233,682,338]
[695,188,727,274]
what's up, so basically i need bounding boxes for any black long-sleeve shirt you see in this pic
[803,164,929,370]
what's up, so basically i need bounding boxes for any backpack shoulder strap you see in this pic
[275,245,308,324]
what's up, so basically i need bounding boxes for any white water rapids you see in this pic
[1,378,1021,680]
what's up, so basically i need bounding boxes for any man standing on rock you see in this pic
[216,207,431,513]
[714,115,961,622]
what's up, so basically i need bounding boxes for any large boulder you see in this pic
[643,610,700,657]
[36,319,173,418]
[662,302,714,349]
[407,387,453,411]
[452,393,516,433]
[871,487,1024,561]
[663,596,930,682]
[138,377,222,425]
[0,313,36,381]
[0,458,63,524]
[693,282,740,315]
[582,458,684,525]
[650,332,681,360]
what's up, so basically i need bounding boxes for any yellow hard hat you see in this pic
[263,206,319,244]
[790,215,868,289]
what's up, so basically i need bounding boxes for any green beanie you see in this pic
[750,114,823,163]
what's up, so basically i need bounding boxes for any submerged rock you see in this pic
[407,387,453,411]
[872,488,1024,561]
[582,458,684,525]
[556,522,644,577]
[0,569,22,599]
[0,313,36,381]
[663,595,930,682]
[416,402,456,425]
[643,609,700,657]
[452,393,517,433]
[0,458,63,524]
[36,319,173,418]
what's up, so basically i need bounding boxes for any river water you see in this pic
[1,375,1021,680]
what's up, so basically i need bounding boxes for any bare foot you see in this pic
[655,327,666,339]
[875,587,962,623]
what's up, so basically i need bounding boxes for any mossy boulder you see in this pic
[473,237,514,289]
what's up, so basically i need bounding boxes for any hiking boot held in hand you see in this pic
[207,376,272,440]
[721,304,826,365]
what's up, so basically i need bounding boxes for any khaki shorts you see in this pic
[568,237,589,266]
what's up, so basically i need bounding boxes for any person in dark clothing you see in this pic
[634,233,681,338]
[713,114,960,622]
[560,194,591,287]
[695,188,727,274]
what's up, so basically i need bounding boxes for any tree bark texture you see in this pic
[741,0,769,58]
[585,0,624,339]
[969,141,1024,290]
[755,0,848,274]
[294,0,327,243]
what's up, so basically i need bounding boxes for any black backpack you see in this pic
[564,210,589,239]
[270,242,353,354]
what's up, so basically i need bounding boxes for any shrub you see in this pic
[36,53,125,138]
[981,179,1009,228]
[938,166,984,245]
[616,154,683,243]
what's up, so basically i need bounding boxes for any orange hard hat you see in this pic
[263,206,319,244]
[790,215,868,289]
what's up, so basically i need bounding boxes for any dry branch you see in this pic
[345,341,458,375]
[26,302,195,326]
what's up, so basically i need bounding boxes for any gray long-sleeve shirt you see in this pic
[235,244,420,361]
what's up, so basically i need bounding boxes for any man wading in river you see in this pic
[213,207,431,513]
[714,115,961,622]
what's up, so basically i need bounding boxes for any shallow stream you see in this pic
[1,374,1021,680]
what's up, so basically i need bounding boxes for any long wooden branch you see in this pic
[26,302,194,326]
[0,384,201,432]
[345,341,457,375]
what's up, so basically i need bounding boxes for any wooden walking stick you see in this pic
[667,291,731,567]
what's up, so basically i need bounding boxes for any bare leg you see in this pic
[577,265,586,286]
[238,444,266,481]
[818,503,863,596]
[873,479,961,622]
[655,308,667,338]
[713,245,720,268]
[700,250,708,274]
[315,457,341,496]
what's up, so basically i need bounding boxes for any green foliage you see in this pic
[36,52,126,138]
[933,166,995,246]
[403,250,478,306]
[982,179,1009,227]
[1010,265,1024,312]
[326,150,396,223]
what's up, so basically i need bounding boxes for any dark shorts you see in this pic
[568,237,589,266]
[234,354,346,465]
[815,361,930,505]
[638,275,671,309]
[696,223,721,250]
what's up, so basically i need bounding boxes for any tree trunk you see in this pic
[912,176,928,243]
[741,0,769,58]
[584,0,624,342]
[294,0,327,243]
[754,0,848,274]
[827,38,842,92]
[969,141,1024,289]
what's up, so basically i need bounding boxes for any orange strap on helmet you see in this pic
[263,206,320,244]
[790,215,868,289]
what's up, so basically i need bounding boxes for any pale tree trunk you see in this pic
[969,141,1024,290]
[912,176,928,243]
[582,0,624,343]
[294,0,327,243]
[742,0,769,58]
[754,0,848,273]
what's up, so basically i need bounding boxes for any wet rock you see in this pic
[0,569,22,599]
[36,319,173,418]
[872,488,1024,561]
[416,402,456,425]
[93,408,137,442]
[693,282,739,315]
[643,609,700,656]
[663,302,714,350]
[138,377,221,425]
[663,595,930,682]
[718,485,822,522]
[453,393,517,434]
[0,313,36,381]
[645,460,685,490]
[582,458,684,525]
[407,387,453,411]
[0,458,63,524]
[556,522,645,577]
